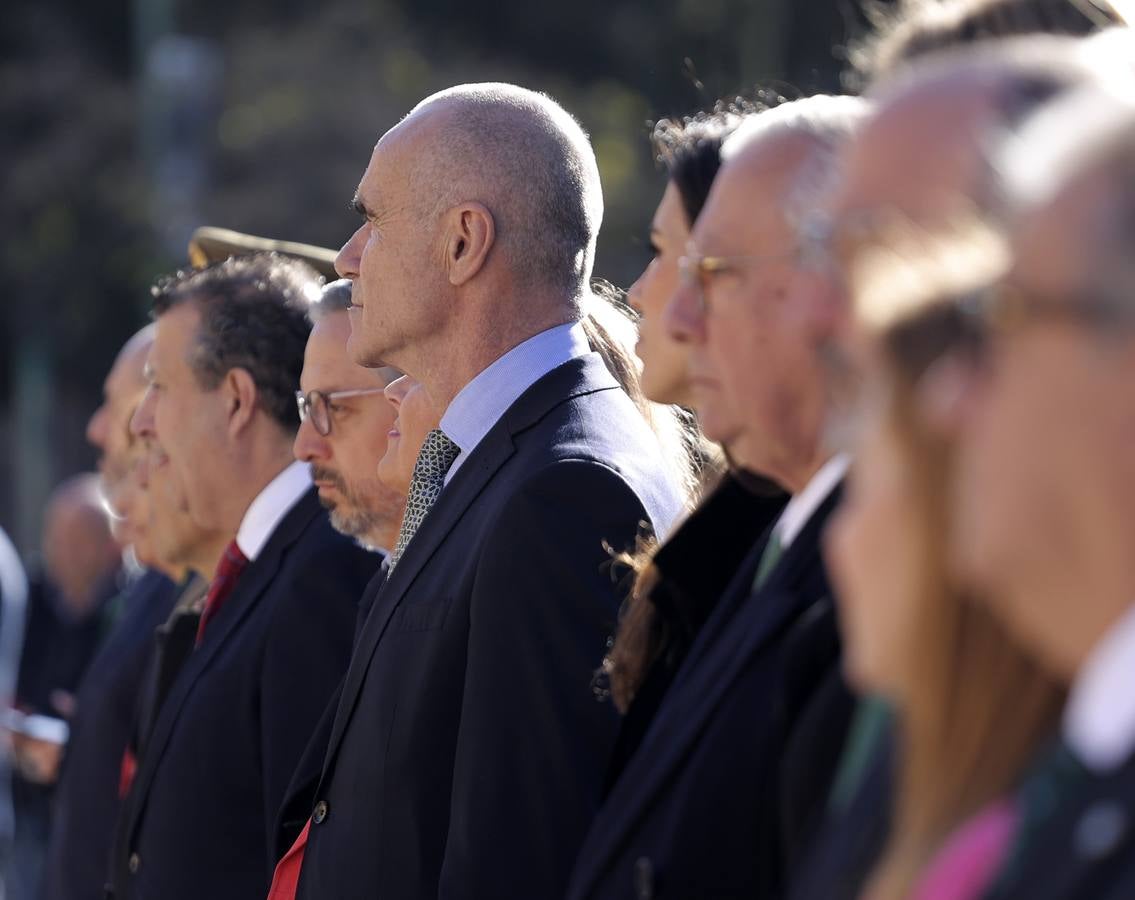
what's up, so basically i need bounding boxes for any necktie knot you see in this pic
[388,429,461,572]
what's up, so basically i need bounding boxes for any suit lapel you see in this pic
[124,490,321,841]
[320,424,518,767]
[574,484,843,895]
[320,354,622,775]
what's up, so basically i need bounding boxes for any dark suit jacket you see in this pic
[295,354,683,900]
[785,720,893,900]
[984,744,1135,900]
[602,474,789,795]
[566,485,851,900]
[106,488,379,900]
[41,570,179,900]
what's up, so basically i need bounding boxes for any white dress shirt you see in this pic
[1063,601,1135,774]
[770,453,849,551]
[235,460,313,562]
[439,321,591,485]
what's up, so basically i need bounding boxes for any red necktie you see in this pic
[267,819,310,899]
[196,540,249,646]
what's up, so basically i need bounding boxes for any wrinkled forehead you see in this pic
[695,131,822,250]
[834,79,1002,225]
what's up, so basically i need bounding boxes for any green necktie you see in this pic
[829,697,893,813]
[752,529,784,591]
[987,739,1089,897]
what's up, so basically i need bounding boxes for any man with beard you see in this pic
[293,279,405,555]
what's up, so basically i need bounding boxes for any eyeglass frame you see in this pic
[957,281,1135,340]
[677,247,799,313]
[295,386,388,437]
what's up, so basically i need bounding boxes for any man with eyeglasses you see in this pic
[781,42,1121,900]
[946,86,1135,900]
[293,279,405,555]
[567,96,867,900]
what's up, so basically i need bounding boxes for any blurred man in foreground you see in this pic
[293,279,404,555]
[950,86,1135,899]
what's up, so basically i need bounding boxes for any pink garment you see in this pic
[913,799,1018,900]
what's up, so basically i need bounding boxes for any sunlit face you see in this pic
[136,439,213,576]
[825,343,927,697]
[293,311,405,548]
[950,163,1135,678]
[87,340,149,504]
[627,182,693,405]
[336,113,450,372]
[104,447,157,568]
[131,302,232,533]
[792,77,1000,405]
[377,375,442,496]
[666,133,826,479]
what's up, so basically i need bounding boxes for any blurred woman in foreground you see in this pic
[824,291,1064,900]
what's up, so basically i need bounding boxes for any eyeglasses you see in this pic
[677,248,797,312]
[958,282,1135,338]
[295,387,388,436]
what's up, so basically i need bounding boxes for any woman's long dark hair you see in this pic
[598,106,752,713]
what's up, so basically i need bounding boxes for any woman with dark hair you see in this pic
[594,104,792,794]
[627,107,748,409]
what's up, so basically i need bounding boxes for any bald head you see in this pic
[87,324,154,492]
[42,473,120,614]
[338,82,605,400]
[399,83,603,298]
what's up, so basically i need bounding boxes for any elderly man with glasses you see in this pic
[567,94,868,900]
[293,279,406,556]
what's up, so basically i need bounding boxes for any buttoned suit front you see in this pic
[295,354,683,900]
[106,488,379,900]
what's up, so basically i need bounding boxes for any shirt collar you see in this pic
[773,453,849,550]
[1063,602,1135,773]
[235,460,313,561]
[439,321,590,481]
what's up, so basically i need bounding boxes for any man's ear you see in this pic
[222,368,259,438]
[444,202,495,286]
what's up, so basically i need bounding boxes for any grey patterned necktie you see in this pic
[388,428,461,572]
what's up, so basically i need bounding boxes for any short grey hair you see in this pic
[721,94,870,164]
[408,83,604,301]
[722,94,871,218]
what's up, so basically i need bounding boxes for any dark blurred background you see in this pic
[0,0,876,556]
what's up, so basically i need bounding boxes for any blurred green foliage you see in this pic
[0,0,870,547]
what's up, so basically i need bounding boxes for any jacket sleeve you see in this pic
[438,459,653,900]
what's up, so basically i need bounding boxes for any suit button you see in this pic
[633,856,654,899]
[1075,800,1127,860]
[128,853,141,874]
[313,800,329,824]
